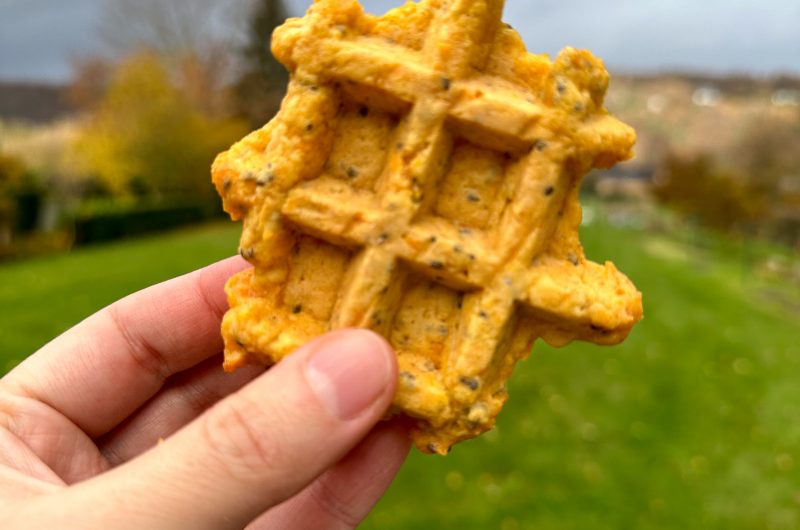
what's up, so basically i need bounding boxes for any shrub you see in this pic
[71,197,223,245]
[0,152,44,235]
[73,51,248,199]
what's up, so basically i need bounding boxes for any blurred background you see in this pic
[0,0,798,528]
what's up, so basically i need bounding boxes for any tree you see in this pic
[234,0,290,126]
[97,0,240,117]
[66,57,114,112]
[653,154,759,234]
[241,0,290,89]
[73,52,248,199]
[99,0,229,62]
[0,152,42,242]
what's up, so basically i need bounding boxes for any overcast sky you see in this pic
[1,0,798,82]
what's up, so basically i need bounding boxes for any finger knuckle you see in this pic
[201,395,282,482]
[308,473,363,529]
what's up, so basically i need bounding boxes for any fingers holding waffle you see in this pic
[213,0,642,454]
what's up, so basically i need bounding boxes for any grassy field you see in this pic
[0,219,798,529]
[0,222,240,373]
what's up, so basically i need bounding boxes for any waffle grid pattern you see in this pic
[213,0,641,453]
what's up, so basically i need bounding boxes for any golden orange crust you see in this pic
[212,0,641,454]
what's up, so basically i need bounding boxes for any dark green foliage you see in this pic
[242,0,289,87]
[0,152,44,235]
[235,0,290,126]
[71,198,223,245]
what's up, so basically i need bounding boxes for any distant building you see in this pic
[0,83,72,124]
[771,89,799,107]
[692,86,721,107]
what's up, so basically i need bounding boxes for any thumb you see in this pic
[46,330,397,529]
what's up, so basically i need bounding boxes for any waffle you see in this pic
[212,0,642,454]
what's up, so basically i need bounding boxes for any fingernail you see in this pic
[305,330,393,420]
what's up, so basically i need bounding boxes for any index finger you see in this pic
[1,256,249,438]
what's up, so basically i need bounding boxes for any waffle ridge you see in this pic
[212,0,642,454]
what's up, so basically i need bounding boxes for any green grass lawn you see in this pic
[0,222,241,373]
[0,219,798,529]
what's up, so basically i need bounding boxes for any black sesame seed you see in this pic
[305,122,314,132]
[460,376,479,391]
[544,186,555,196]
[459,228,473,236]
[358,106,369,117]
[222,178,232,191]
[429,236,437,243]
[431,260,444,270]
[439,324,449,335]
[235,338,245,347]
[534,139,549,151]
[556,80,567,94]
[454,245,463,253]
[590,324,611,335]
[426,443,437,453]
[240,247,255,260]
[573,102,584,113]
[479,310,488,319]
[396,142,405,150]
[346,167,359,178]
[292,304,302,314]
[376,233,389,245]
[568,253,579,266]
[441,77,451,90]
[468,254,476,261]
[310,85,319,91]
[466,191,480,203]
[400,371,416,383]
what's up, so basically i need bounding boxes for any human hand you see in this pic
[0,256,409,529]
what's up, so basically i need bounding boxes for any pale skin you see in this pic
[0,256,410,529]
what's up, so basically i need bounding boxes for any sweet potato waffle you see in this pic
[212,0,642,454]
